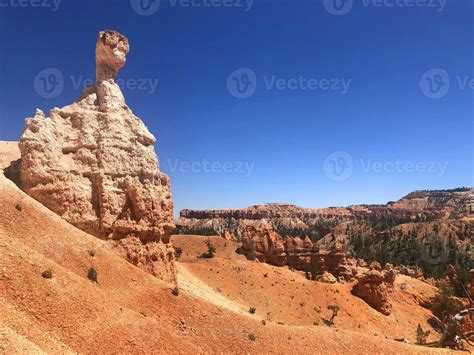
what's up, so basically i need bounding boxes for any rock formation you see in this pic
[19,30,176,282]
[239,225,287,266]
[114,237,176,283]
[238,224,356,281]
[221,229,236,242]
[177,189,473,239]
[351,265,396,316]
[176,190,473,278]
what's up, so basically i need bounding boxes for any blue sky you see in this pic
[0,0,472,216]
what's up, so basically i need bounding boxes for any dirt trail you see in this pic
[177,264,253,317]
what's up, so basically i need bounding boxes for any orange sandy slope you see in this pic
[0,141,455,353]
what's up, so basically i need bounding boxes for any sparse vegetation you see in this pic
[323,305,339,326]
[171,286,180,296]
[249,307,256,314]
[174,225,218,236]
[88,250,95,257]
[41,269,53,279]
[431,284,463,319]
[248,333,256,341]
[15,203,22,211]
[200,238,216,259]
[349,223,472,281]
[87,267,98,283]
[174,247,183,260]
[416,324,430,345]
[263,273,268,278]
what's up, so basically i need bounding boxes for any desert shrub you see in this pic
[87,267,98,283]
[431,284,463,319]
[41,270,52,279]
[249,307,256,314]
[200,238,216,259]
[173,225,218,236]
[15,204,22,211]
[324,305,339,326]
[416,324,430,345]
[171,286,180,296]
[263,273,268,278]
[174,247,183,260]
[248,333,256,341]
[453,268,471,298]
[88,250,95,257]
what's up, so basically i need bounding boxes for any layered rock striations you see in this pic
[238,225,403,315]
[351,264,396,316]
[238,224,356,282]
[178,189,473,279]
[19,30,176,282]
[177,189,473,239]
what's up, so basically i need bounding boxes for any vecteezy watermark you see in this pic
[0,0,61,11]
[34,68,64,99]
[130,0,253,15]
[323,151,448,181]
[130,0,160,15]
[70,76,159,94]
[323,151,354,181]
[323,0,353,16]
[226,68,352,99]
[34,68,159,98]
[169,0,253,11]
[419,68,474,99]
[167,158,255,177]
[323,0,446,16]
[226,68,257,99]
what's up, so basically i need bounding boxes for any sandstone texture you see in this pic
[114,237,177,283]
[177,189,473,239]
[238,223,402,315]
[238,224,356,282]
[176,190,473,277]
[351,267,396,316]
[18,30,175,281]
[221,229,236,242]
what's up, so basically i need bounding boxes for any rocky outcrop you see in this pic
[176,191,473,280]
[395,265,424,279]
[177,189,473,239]
[177,203,354,240]
[316,271,337,284]
[239,225,287,266]
[352,265,396,316]
[221,229,236,242]
[114,237,176,283]
[387,188,474,215]
[238,224,357,282]
[19,30,176,282]
[178,190,472,280]
[95,30,129,81]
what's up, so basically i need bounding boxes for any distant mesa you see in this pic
[176,188,474,239]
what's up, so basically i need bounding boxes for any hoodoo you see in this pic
[18,30,176,282]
